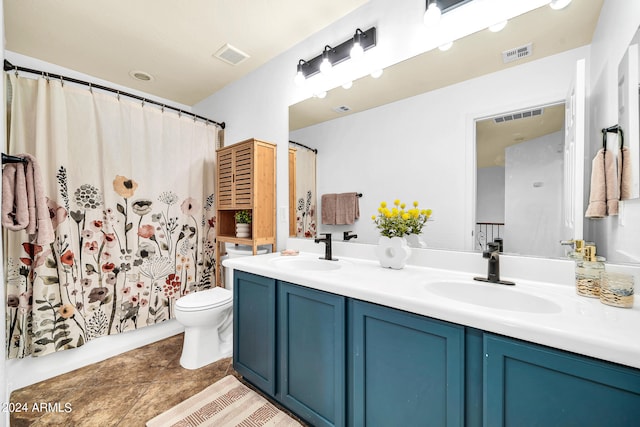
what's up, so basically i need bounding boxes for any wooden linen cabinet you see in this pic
[215,138,277,287]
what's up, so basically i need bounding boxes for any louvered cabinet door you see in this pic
[217,149,234,208]
[233,143,253,208]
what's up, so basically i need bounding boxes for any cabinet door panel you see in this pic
[350,300,465,427]
[279,282,345,427]
[484,334,640,427]
[233,272,276,396]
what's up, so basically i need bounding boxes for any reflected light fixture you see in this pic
[315,91,327,99]
[350,29,365,59]
[549,0,572,10]
[424,0,441,26]
[342,81,353,89]
[489,20,507,32]
[370,69,383,79]
[438,41,453,51]
[320,45,333,74]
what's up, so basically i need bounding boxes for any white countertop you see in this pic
[223,241,640,370]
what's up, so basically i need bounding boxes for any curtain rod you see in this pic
[289,140,318,154]
[4,60,225,129]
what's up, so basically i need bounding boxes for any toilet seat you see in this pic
[175,288,232,312]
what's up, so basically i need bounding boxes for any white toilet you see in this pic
[174,287,233,370]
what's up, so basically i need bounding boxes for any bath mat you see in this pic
[146,375,302,427]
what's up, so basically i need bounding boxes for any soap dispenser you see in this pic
[575,244,605,298]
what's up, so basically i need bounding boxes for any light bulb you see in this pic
[549,0,572,10]
[320,58,332,74]
[342,81,353,89]
[489,20,507,32]
[423,1,441,26]
[294,70,305,86]
[370,69,383,79]
[350,42,364,59]
[315,91,327,99]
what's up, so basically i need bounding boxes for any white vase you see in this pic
[235,223,250,238]
[405,234,427,249]
[374,236,411,269]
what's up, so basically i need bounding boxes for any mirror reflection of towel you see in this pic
[619,146,632,200]
[321,193,337,224]
[585,148,620,218]
[336,192,360,225]
[321,192,360,225]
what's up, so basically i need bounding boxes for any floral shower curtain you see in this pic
[4,75,218,358]
[293,146,317,238]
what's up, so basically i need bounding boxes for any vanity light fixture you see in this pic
[549,0,572,10]
[424,0,442,27]
[315,91,327,99]
[294,60,307,86]
[293,27,377,83]
[342,81,353,89]
[320,45,333,74]
[350,29,365,59]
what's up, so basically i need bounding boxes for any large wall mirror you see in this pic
[618,25,640,200]
[289,1,601,259]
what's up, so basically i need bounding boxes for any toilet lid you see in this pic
[175,288,232,311]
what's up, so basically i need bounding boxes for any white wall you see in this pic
[504,131,564,257]
[291,46,589,250]
[587,0,640,263]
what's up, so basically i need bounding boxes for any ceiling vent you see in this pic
[214,44,250,66]
[332,105,351,113]
[502,42,532,64]
[493,107,543,124]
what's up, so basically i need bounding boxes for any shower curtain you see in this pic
[293,146,317,238]
[4,75,218,358]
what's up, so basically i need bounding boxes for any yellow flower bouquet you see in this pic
[371,200,432,238]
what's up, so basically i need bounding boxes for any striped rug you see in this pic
[146,375,302,427]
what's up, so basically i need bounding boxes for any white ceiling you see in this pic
[4,0,368,105]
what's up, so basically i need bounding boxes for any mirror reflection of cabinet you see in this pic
[618,26,640,200]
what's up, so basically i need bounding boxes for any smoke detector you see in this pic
[214,44,250,66]
[502,43,533,64]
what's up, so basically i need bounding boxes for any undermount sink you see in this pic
[270,256,343,271]
[424,280,562,314]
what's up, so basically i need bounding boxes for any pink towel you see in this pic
[1,154,55,245]
[619,146,633,200]
[335,192,360,225]
[321,194,337,225]
[585,149,621,218]
[2,162,29,229]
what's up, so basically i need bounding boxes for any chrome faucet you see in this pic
[343,231,358,241]
[315,233,337,261]
[473,242,515,286]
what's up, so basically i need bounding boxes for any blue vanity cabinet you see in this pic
[484,334,640,427]
[233,271,277,396]
[278,282,346,427]
[349,300,466,427]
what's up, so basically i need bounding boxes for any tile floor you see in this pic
[9,333,308,426]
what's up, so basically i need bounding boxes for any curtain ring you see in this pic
[88,82,93,93]
[14,66,18,77]
[141,98,145,107]
[116,90,120,101]
[59,76,64,87]
[193,115,197,123]
[178,110,182,117]
[161,104,165,113]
